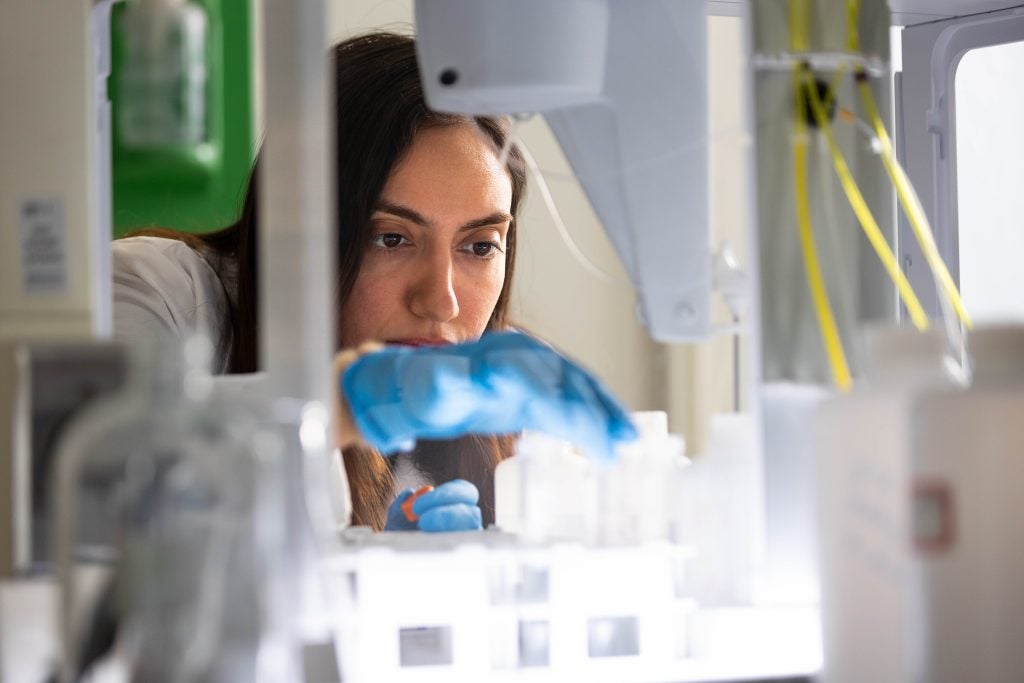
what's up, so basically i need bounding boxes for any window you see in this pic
[897,9,1024,322]
[955,40,1024,323]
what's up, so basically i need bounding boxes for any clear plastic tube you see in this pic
[803,66,930,332]
[514,130,628,286]
[856,76,972,331]
[788,0,852,390]
[792,64,852,390]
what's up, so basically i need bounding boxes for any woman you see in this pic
[113,32,632,532]
[325,32,526,530]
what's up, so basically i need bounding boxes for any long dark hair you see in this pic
[134,32,526,529]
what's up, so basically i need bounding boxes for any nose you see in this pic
[408,249,459,323]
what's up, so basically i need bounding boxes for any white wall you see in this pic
[327,3,751,451]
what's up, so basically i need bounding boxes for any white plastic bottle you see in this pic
[53,337,296,681]
[494,413,686,545]
[671,411,760,605]
[598,411,687,546]
[909,325,1024,683]
[494,430,594,543]
[118,0,208,147]
[814,326,954,683]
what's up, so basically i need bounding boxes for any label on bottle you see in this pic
[20,198,67,294]
[118,4,208,148]
[914,478,956,555]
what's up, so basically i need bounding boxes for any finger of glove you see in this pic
[547,397,617,462]
[412,479,479,517]
[499,360,623,461]
[478,345,623,459]
[385,488,419,531]
[562,364,639,444]
[417,503,483,532]
[584,375,638,442]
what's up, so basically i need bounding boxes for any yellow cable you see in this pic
[846,0,861,53]
[793,64,853,391]
[803,68,931,331]
[790,0,810,53]
[790,0,851,389]
[856,75,974,330]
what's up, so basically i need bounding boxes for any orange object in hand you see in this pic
[402,485,434,523]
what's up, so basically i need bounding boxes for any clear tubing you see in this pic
[817,139,864,365]
[793,69,852,390]
[803,66,930,331]
[790,0,852,390]
[835,105,969,376]
[785,0,970,387]
[524,122,751,186]
[513,131,628,285]
[473,116,626,285]
[846,0,970,373]
[855,76,972,331]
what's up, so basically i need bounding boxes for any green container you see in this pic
[110,0,254,236]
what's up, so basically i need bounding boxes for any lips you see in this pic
[388,338,451,348]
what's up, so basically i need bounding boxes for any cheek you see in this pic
[339,267,392,347]
[461,262,507,329]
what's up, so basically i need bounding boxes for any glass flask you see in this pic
[53,336,296,682]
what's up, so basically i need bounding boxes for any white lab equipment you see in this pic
[52,336,298,682]
[0,0,113,342]
[752,0,894,385]
[416,0,711,342]
[326,533,696,683]
[672,412,764,607]
[598,411,688,546]
[814,326,955,683]
[758,382,830,604]
[899,5,1024,319]
[0,0,116,579]
[908,325,1024,683]
[495,413,687,546]
[249,0,353,670]
[495,431,598,543]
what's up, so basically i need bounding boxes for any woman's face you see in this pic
[338,123,513,349]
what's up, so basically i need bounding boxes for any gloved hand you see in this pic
[384,479,482,532]
[342,331,637,460]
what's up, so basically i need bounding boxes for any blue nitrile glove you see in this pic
[342,331,638,460]
[384,479,483,532]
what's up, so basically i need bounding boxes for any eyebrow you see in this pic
[374,200,512,232]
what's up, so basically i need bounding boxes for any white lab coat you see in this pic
[112,235,235,373]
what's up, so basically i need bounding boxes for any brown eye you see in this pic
[372,233,407,249]
[458,237,503,259]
